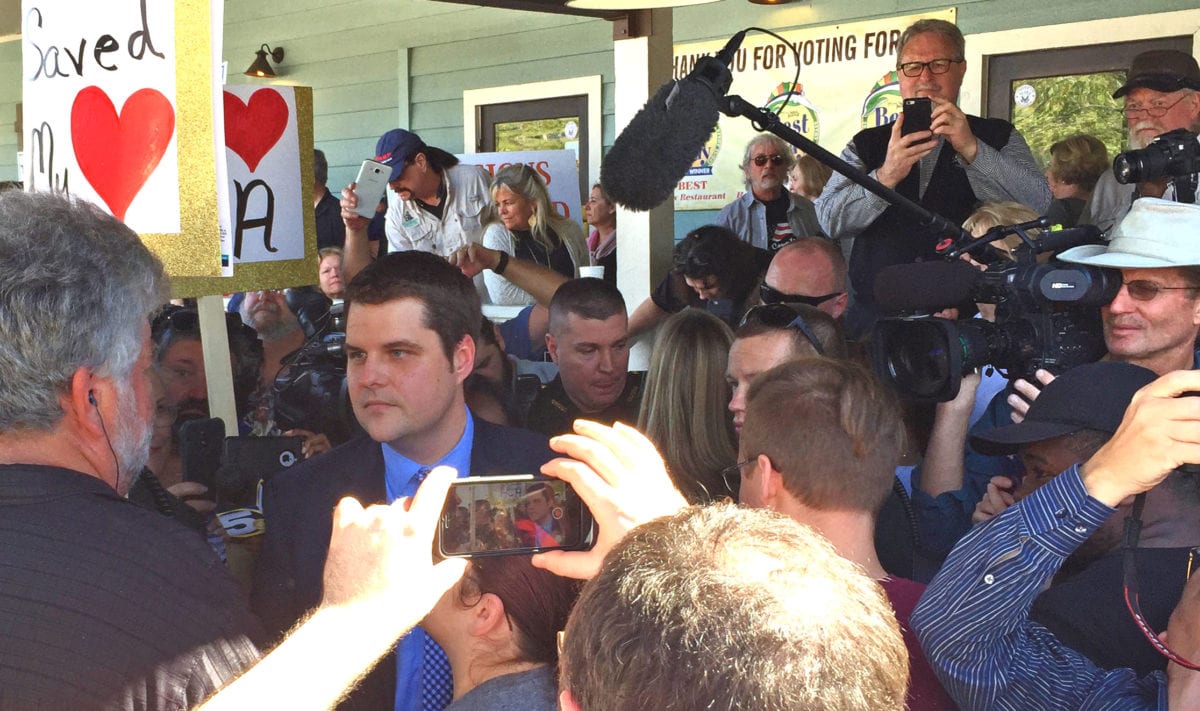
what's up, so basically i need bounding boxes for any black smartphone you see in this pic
[901,97,932,136]
[437,475,595,557]
[178,417,225,493]
[219,435,304,508]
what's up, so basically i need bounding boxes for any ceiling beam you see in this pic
[430,0,625,21]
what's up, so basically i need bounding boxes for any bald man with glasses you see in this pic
[816,18,1049,338]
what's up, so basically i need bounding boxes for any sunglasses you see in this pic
[738,303,825,356]
[151,305,259,346]
[1122,279,1199,301]
[759,281,843,308]
[751,154,786,167]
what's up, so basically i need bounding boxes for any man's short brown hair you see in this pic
[344,251,481,363]
[741,358,904,514]
[560,504,909,710]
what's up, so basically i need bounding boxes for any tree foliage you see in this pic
[1012,71,1127,169]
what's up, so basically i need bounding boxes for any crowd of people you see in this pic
[5,15,1200,711]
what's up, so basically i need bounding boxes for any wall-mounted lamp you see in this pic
[244,44,285,78]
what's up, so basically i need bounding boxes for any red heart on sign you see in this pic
[224,89,288,172]
[71,86,175,222]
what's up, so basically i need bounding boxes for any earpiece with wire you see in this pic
[88,389,123,486]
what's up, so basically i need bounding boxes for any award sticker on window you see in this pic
[1014,83,1037,109]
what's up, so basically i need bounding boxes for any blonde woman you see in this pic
[482,164,587,305]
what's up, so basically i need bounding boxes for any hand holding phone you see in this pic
[351,160,390,219]
[437,475,594,557]
[530,420,689,580]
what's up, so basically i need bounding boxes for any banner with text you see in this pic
[673,9,955,211]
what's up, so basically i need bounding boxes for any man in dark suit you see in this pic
[253,250,554,711]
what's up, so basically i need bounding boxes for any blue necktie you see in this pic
[415,466,453,709]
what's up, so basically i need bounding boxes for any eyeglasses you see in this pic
[738,303,826,356]
[897,57,964,77]
[1122,279,1199,301]
[720,459,754,494]
[751,154,786,167]
[759,281,843,308]
[1121,93,1190,120]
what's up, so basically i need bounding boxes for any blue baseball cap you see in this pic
[373,129,426,182]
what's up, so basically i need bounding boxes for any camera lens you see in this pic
[882,321,956,400]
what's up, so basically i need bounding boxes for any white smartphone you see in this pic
[352,159,391,218]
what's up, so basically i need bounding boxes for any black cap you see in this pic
[1113,50,1200,99]
[969,362,1157,455]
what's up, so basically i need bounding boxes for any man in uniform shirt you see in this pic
[526,278,642,436]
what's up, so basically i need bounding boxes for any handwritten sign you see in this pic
[223,85,309,264]
[21,0,223,276]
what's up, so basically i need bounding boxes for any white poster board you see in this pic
[224,85,306,264]
[21,0,224,276]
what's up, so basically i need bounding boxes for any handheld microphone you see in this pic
[874,261,983,313]
[600,30,745,211]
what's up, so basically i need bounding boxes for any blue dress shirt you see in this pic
[911,465,1167,710]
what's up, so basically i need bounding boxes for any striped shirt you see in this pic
[911,465,1167,710]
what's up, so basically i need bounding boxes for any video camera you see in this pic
[871,220,1122,401]
[1113,128,1200,202]
[272,292,360,444]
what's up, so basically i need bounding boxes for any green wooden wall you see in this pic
[0,0,1192,212]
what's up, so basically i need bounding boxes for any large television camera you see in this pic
[272,290,360,444]
[871,220,1121,401]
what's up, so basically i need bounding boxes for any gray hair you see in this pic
[0,191,167,431]
[898,19,965,63]
[740,134,796,191]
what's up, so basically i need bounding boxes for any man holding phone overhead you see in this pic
[339,129,493,282]
[815,18,1050,337]
[252,250,553,711]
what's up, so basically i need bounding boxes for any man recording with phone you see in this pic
[1081,50,1200,231]
[339,129,493,282]
[815,18,1049,338]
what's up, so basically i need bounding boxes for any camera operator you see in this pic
[915,198,1200,564]
[1081,50,1200,230]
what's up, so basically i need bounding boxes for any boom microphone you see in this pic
[600,31,745,211]
[874,261,983,313]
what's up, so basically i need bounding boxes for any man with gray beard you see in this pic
[1082,50,1200,231]
[0,190,264,709]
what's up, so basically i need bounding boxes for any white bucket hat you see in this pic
[1058,198,1200,268]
